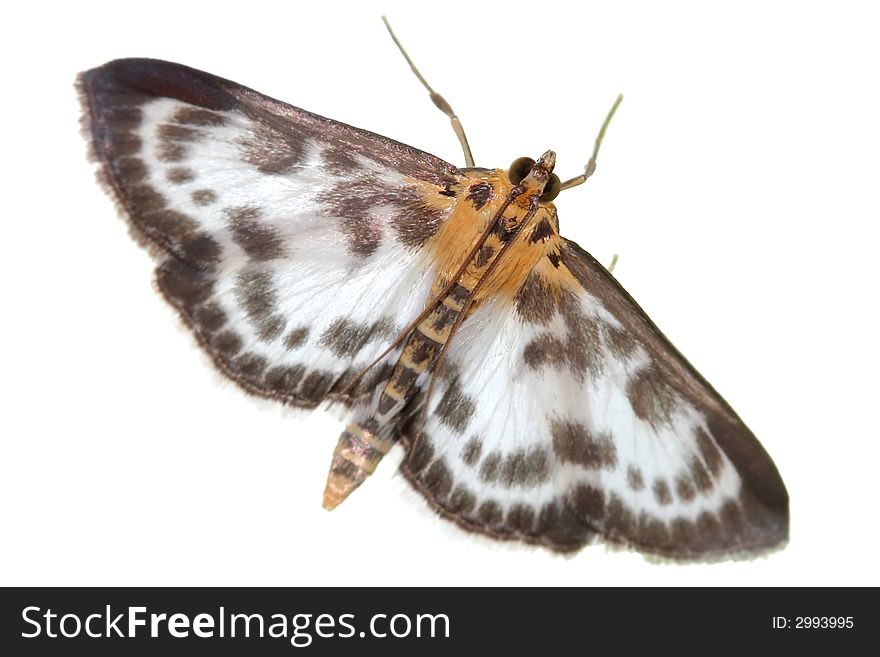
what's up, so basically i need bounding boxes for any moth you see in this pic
[77,19,788,559]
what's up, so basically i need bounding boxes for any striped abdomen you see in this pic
[322,243,504,510]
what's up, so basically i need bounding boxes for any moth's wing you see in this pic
[401,240,788,558]
[78,58,462,409]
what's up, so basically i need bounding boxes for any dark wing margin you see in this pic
[560,238,789,557]
[400,433,596,553]
[77,57,461,184]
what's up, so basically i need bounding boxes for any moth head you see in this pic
[507,150,561,203]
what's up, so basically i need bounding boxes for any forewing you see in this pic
[402,241,788,558]
[79,58,461,408]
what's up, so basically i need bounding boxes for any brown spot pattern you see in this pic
[676,475,696,502]
[156,141,185,162]
[155,259,214,307]
[689,456,713,492]
[523,334,567,370]
[503,448,550,487]
[390,197,448,248]
[461,436,482,465]
[465,182,492,209]
[653,480,672,506]
[257,314,286,341]
[166,167,195,184]
[479,452,501,483]
[235,269,277,322]
[193,302,226,333]
[283,326,310,350]
[627,465,645,491]
[507,505,536,533]
[447,486,476,514]
[572,484,606,520]
[265,365,306,393]
[477,501,503,527]
[535,502,593,548]
[181,234,222,264]
[529,217,554,243]
[111,131,142,157]
[340,216,383,258]
[318,179,389,257]
[299,371,335,401]
[212,330,243,356]
[434,376,476,433]
[627,364,680,428]
[603,322,638,360]
[637,514,670,548]
[422,459,453,500]
[157,124,204,162]
[234,353,268,380]
[321,178,450,253]
[238,121,308,175]
[171,107,228,127]
[550,420,617,470]
[191,189,217,206]
[522,293,603,380]
[479,448,549,487]
[227,206,286,261]
[514,271,558,325]
[115,157,147,184]
[407,435,435,472]
[563,482,770,557]
[605,495,636,536]
[321,319,374,358]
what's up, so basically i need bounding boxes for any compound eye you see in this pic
[508,157,535,184]
[540,173,562,202]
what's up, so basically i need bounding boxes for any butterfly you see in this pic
[77,21,788,560]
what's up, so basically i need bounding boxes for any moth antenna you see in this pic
[607,253,619,273]
[381,15,476,167]
[560,94,624,191]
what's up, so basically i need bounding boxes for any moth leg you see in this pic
[559,94,624,191]
[382,16,475,167]
[607,253,619,273]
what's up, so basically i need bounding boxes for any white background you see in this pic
[1,0,878,586]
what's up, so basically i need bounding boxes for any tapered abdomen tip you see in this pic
[322,493,340,511]
[322,423,391,509]
[322,456,369,510]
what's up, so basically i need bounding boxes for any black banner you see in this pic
[0,587,868,654]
